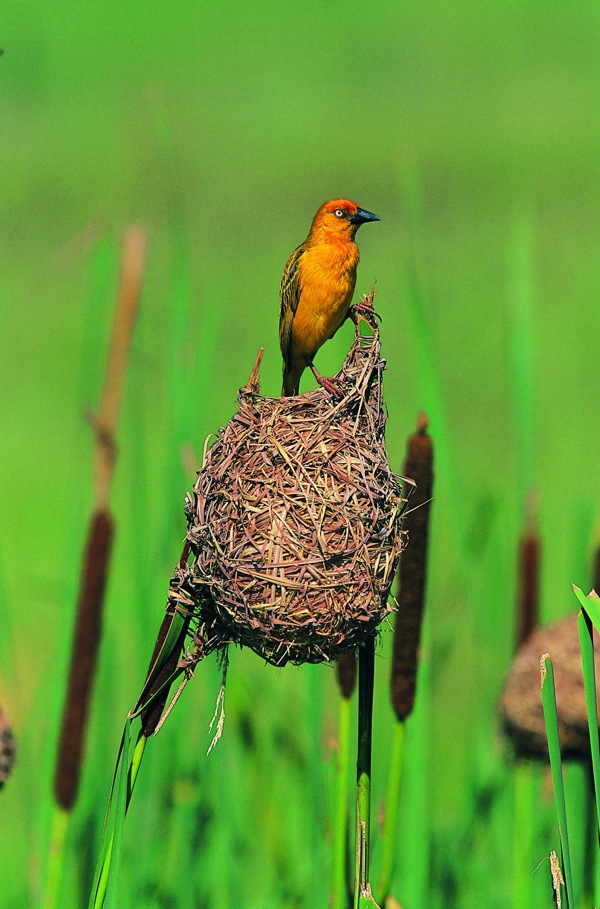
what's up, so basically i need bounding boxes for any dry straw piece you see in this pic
[167,295,413,669]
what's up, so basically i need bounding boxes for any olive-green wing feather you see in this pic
[279,245,304,370]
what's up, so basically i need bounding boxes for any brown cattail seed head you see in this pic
[390,414,434,722]
[336,651,357,699]
[515,491,541,649]
[0,706,17,788]
[54,510,114,809]
[515,533,540,648]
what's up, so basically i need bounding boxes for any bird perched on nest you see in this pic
[279,198,381,396]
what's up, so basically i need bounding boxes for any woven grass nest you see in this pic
[498,611,600,759]
[171,296,413,667]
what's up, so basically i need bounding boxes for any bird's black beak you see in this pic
[349,207,382,225]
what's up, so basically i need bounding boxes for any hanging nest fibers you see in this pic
[168,293,414,669]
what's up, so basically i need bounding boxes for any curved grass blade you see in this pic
[540,655,575,909]
[574,586,600,857]
[103,721,133,909]
[130,596,192,732]
[131,608,187,711]
[88,719,131,909]
[89,723,148,909]
[573,584,600,633]
[90,560,196,905]
[358,888,381,908]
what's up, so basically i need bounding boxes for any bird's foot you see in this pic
[309,363,343,397]
[348,292,381,329]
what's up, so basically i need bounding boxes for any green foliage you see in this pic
[541,655,575,907]
[2,2,600,907]
[540,590,600,909]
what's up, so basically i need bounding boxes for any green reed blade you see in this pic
[573,584,600,633]
[574,587,600,855]
[104,720,135,909]
[89,719,148,909]
[89,730,127,909]
[358,890,381,908]
[541,654,575,909]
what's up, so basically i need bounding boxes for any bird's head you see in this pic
[309,198,381,241]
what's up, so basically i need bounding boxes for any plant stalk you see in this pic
[378,719,405,901]
[354,636,375,909]
[333,690,353,908]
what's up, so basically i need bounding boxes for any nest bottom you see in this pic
[168,559,396,667]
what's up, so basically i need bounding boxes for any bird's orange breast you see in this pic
[291,239,359,355]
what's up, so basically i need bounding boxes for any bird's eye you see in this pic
[334,208,346,218]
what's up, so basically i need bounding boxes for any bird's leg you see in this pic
[306,356,343,396]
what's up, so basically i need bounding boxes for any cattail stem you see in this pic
[509,492,540,909]
[93,226,146,512]
[511,763,537,909]
[332,651,357,908]
[53,228,144,810]
[44,228,144,909]
[40,808,69,909]
[354,636,375,909]
[380,414,433,903]
[378,721,405,901]
[333,696,353,909]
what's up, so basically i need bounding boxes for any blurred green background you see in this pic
[2,2,600,907]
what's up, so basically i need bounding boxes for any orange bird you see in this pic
[279,198,381,396]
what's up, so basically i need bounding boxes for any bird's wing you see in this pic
[279,245,304,367]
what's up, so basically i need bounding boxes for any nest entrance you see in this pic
[169,298,413,667]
